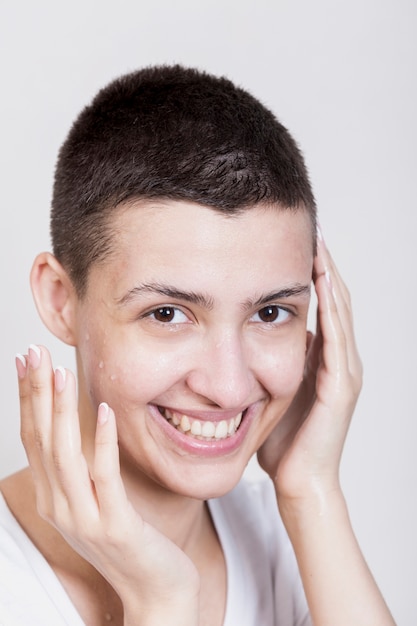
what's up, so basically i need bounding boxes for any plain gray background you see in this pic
[0,1,415,623]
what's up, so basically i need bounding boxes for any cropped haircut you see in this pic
[51,64,316,296]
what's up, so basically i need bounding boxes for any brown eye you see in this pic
[153,307,176,322]
[258,306,280,322]
[148,307,188,323]
[252,306,290,324]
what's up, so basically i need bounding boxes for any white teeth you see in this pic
[190,420,202,436]
[201,421,215,437]
[214,420,228,439]
[180,415,191,432]
[161,408,244,441]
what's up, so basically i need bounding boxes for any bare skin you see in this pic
[0,202,396,625]
[1,469,225,625]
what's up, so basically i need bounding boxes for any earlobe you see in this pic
[30,252,78,346]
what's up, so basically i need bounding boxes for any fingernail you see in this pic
[55,366,66,393]
[316,222,323,242]
[98,402,109,425]
[15,354,27,379]
[28,344,41,369]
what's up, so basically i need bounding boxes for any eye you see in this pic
[148,306,189,324]
[251,305,291,324]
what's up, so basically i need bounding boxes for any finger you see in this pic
[50,366,98,522]
[314,257,350,384]
[316,227,351,305]
[320,250,356,348]
[92,403,131,525]
[16,349,53,515]
[17,353,40,466]
[314,233,362,377]
[27,345,55,455]
[325,250,362,378]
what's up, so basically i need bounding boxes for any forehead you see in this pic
[96,200,314,292]
[114,199,313,246]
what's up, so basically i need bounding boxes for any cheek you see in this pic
[78,332,190,409]
[255,338,306,400]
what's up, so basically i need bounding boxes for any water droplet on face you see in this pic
[98,361,104,369]
[110,374,116,381]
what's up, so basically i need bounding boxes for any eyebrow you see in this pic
[117,282,215,309]
[117,281,310,310]
[246,284,311,309]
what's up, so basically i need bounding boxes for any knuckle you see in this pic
[348,374,362,398]
[53,403,67,420]
[33,426,48,453]
[37,498,69,533]
[351,360,363,394]
[20,426,33,449]
[92,465,112,486]
[354,375,363,395]
[51,450,66,473]
[80,523,101,545]
[30,379,49,397]
[53,508,72,532]
[18,386,30,404]
[36,499,52,523]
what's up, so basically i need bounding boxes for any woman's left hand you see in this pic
[257,229,363,502]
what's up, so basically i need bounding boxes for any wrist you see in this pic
[275,481,347,532]
[121,576,200,626]
[123,602,199,626]
[123,598,200,626]
[125,611,199,626]
[273,465,342,507]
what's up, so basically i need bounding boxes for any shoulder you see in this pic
[0,478,83,625]
[0,468,35,518]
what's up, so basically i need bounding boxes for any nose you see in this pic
[185,330,255,409]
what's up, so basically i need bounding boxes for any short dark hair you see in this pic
[51,64,316,295]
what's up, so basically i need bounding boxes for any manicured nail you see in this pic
[316,222,323,242]
[15,354,27,379]
[98,402,109,425]
[55,366,66,393]
[28,344,41,368]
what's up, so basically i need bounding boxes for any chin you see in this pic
[161,462,248,501]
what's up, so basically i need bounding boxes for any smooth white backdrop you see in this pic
[0,1,415,623]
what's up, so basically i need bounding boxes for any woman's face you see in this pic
[74,200,314,499]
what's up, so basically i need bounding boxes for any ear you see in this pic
[30,252,79,346]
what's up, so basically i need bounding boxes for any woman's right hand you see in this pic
[16,344,200,626]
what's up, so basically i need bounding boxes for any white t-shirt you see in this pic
[0,478,311,626]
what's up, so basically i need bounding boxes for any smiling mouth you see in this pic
[158,407,244,441]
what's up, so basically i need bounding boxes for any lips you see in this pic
[158,407,244,441]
